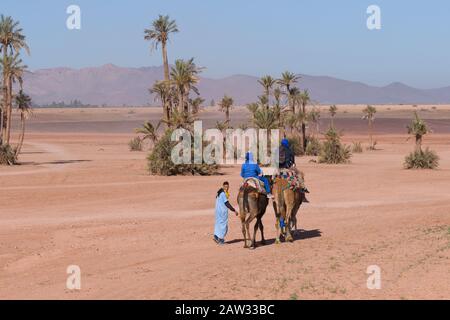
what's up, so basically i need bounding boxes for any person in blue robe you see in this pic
[214,181,238,245]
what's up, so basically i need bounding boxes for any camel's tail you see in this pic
[243,186,250,213]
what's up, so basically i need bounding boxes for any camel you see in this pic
[272,177,303,243]
[237,184,269,249]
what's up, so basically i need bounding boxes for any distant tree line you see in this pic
[34,99,95,108]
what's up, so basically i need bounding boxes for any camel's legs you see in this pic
[284,191,294,242]
[273,200,282,244]
[252,218,259,249]
[258,218,266,245]
[291,191,302,233]
[240,216,248,248]
[245,212,257,248]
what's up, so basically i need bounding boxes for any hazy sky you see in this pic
[2,0,450,88]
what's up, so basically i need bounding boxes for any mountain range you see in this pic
[22,64,450,106]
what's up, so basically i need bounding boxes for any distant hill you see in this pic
[22,64,450,106]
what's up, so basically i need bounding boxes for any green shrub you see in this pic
[352,141,363,153]
[148,130,219,176]
[404,148,439,169]
[286,136,304,156]
[0,144,16,165]
[128,137,143,151]
[305,136,321,156]
[318,127,351,164]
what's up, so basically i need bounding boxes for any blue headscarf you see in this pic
[281,138,289,148]
[245,152,255,164]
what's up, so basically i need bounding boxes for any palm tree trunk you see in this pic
[416,135,422,152]
[178,91,184,113]
[162,41,170,82]
[5,76,12,145]
[301,122,306,150]
[15,112,25,159]
[164,100,171,128]
[183,92,189,114]
[301,103,307,149]
[1,49,7,145]
[226,108,230,125]
[161,42,171,126]
[369,120,373,149]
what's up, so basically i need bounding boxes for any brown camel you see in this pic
[237,184,269,249]
[272,177,303,243]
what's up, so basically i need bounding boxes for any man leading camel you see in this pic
[214,181,238,245]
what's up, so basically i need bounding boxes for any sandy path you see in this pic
[0,142,77,177]
[1,108,449,299]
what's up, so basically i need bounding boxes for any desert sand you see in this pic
[0,105,449,299]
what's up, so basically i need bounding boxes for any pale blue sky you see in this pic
[2,0,450,88]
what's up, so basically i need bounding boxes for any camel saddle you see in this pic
[273,168,305,191]
[242,177,267,194]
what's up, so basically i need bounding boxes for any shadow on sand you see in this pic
[20,151,49,155]
[19,159,92,166]
[226,228,322,247]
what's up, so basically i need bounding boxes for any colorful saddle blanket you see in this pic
[273,168,305,191]
[242,177,266,194]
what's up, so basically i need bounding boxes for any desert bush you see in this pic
[404,112,438,169]
[128,137,143,151]
[148,130,219,176]
[0,144,16,165]
[286,136,304,156]
[352,141,363,153]
[318,127,351,164]
[404,148,439,169]
[305,136,321,156]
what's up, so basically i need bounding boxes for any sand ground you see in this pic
[0,106,449,299]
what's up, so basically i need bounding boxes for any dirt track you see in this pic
[0,107,449,299]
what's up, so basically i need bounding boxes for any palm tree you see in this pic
[0,15,29,146]
[150,80,172,126]
[170,58,203,113]
[308,107,321,137]
[287,87,300,113]
[329,104,337,128]
[296,90,311,150]
[215,121,228,132]
[165,108,196,130]
[278,71,300,113]
[257,75,276,103]
[258,94,269,110]
[246,102,259,121]
[219,95,233,126]
[144,15,178,82]
[273,87,282,108]
[407,111,430,151]
[253,107,278,130]
[0,52,27,145]
[362,105,377,149]
[189,97,204,115]
[298,90,310,149]
[278,71,300,92]
[135,121,161,144]
[14,90,32,159]
[272,86,283,133]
